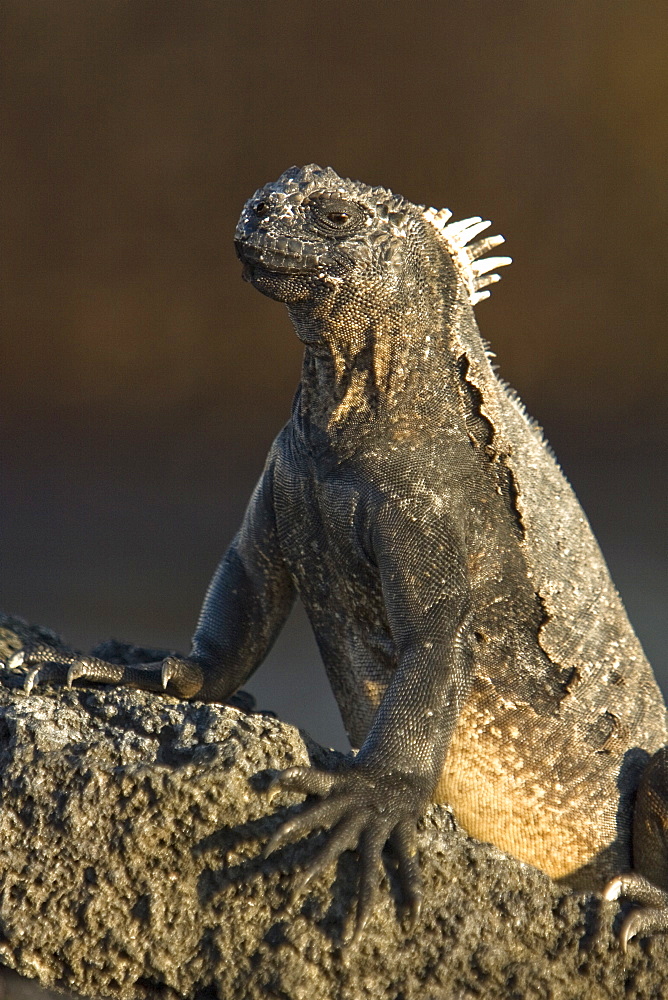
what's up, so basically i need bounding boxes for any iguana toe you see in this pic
[603,871,668,950]
[391,818,423,928]
[262,764,425,941]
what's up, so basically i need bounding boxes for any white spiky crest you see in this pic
[423,206,512,305]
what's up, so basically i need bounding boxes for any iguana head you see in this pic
[235,164,510,312]
[235,165,511,430]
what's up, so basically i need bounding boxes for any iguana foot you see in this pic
[265,764,424,945]
[603,872,668,951]
[7,643,204,699]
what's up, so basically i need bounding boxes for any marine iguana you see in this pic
[12,164,668,948]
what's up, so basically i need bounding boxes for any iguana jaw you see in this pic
[235,233,324,276]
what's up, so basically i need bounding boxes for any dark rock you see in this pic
[0,613,665,999]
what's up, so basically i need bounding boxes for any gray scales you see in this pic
[12,164,668,949]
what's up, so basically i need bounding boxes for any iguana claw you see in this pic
[23,665,42,695]
[7,650,25,670]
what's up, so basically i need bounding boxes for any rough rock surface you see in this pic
[0,613,666,1000]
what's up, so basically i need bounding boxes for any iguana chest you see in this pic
[269,428,546,744]
[271,440,368,600]
[271,441,397,744]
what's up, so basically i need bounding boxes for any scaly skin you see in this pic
[13,165,668,946]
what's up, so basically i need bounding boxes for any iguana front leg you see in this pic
[266,502,473,943]
[13,451,296,704]
[267,638,472,943]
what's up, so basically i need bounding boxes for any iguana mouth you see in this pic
[235,234,321,275]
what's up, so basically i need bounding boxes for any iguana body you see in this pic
[15,165,668,946]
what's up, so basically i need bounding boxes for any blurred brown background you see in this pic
[1,1,666,752]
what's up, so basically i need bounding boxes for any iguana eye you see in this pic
[254,201,269,217]
[308,192,365,232]
[326,211,350,225]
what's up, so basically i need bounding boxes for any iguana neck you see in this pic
[288,287,470,453]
